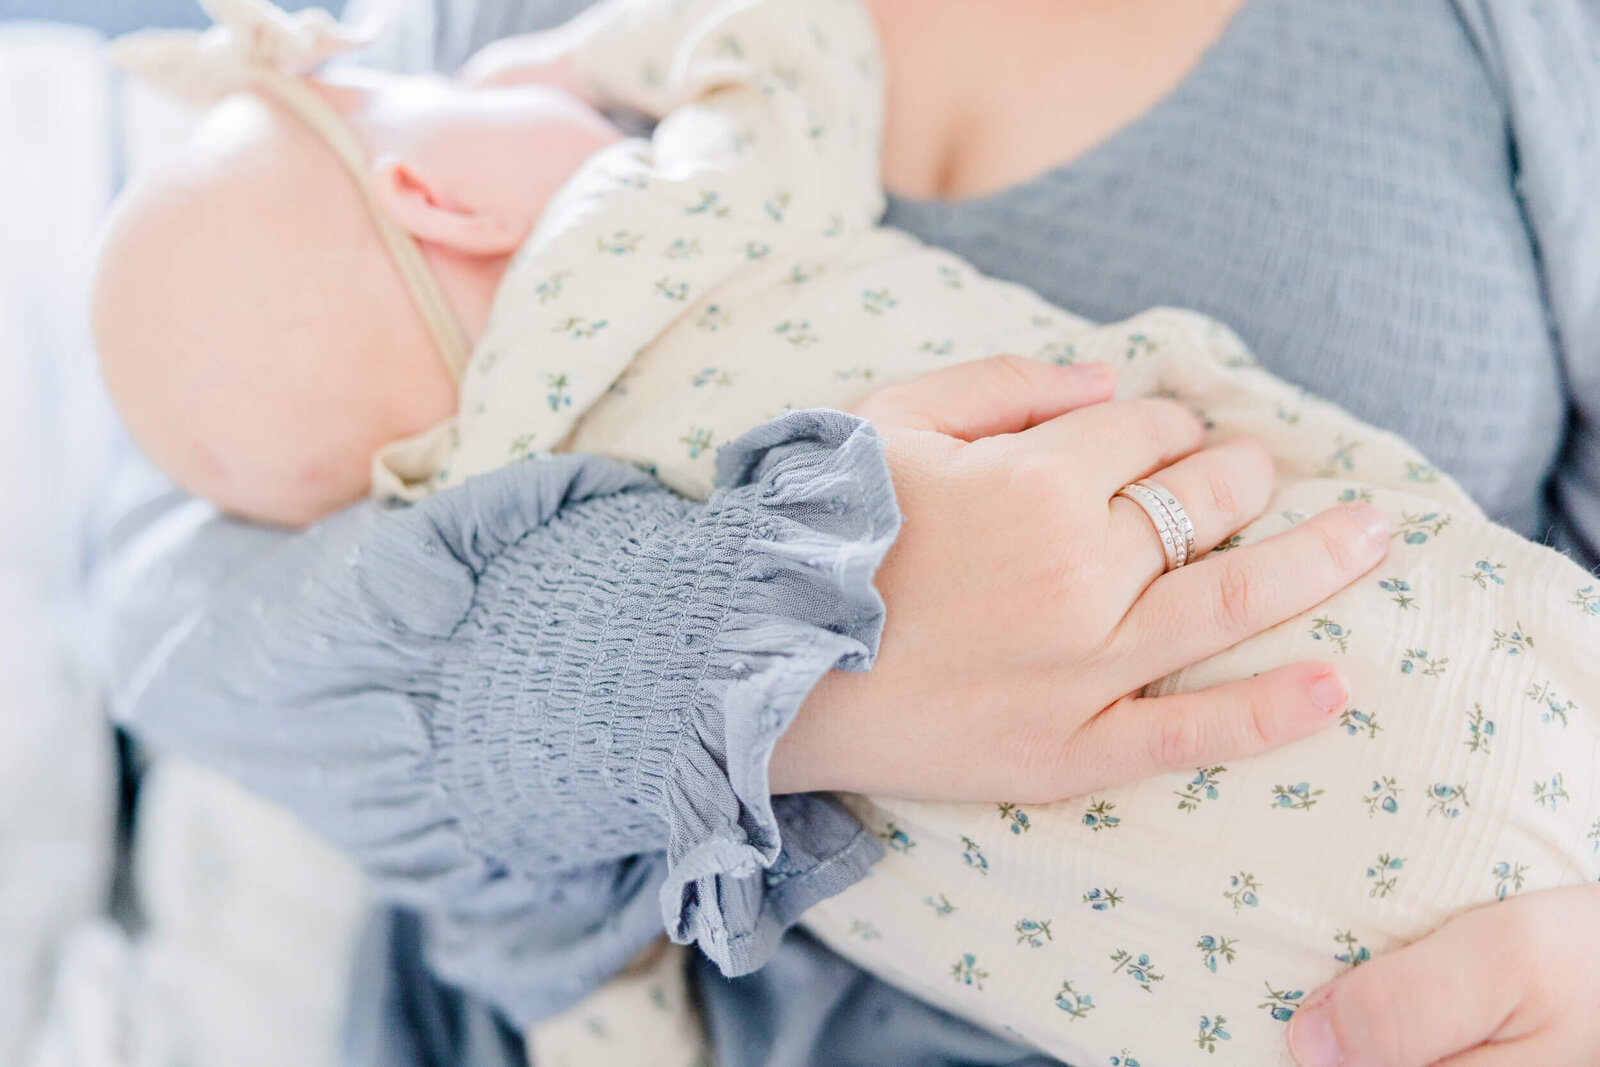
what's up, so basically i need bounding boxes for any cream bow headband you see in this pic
[110,0,472,383]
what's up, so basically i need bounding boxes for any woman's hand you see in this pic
[1288,883,1600,1066]
[769,355,1391,800]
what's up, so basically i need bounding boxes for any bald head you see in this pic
[92,92,456,526]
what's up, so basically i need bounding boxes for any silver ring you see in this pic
[1135,479,1196,564]
[1115,479,1195,572]
[1116,483,1185,571]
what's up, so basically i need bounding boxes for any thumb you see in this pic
[1286,903,1521,1067]
[851,357,1114,440]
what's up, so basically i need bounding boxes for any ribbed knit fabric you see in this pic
[113,412,897,1023]
[885,0,1598,564]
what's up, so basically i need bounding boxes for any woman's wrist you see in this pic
[770,668,860,795]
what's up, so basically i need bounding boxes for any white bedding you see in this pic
[0,21,122,1067]
[1,25,374,1067]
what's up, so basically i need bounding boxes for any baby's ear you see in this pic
[370,155,526,256]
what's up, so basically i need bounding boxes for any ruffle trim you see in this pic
[350,412,897,981]
[661,410,901,972]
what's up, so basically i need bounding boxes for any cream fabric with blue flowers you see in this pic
[802,336,1600,1064]
[366,1,1600,1064]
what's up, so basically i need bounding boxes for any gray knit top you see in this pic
[883,0,1600,562]
[103,1,1600,1065]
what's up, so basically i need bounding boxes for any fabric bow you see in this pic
[109,0,382,106]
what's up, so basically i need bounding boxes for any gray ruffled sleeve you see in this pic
[113,410,897,1023]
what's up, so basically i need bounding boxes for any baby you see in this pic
[93,0,622,526]
[94,1,1600,1064]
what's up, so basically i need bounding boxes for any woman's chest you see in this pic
[870,0,1249,202]
[884,0,1568,539]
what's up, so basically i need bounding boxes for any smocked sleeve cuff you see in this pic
[118,411,898,997]
[427,410,899,976]
[659,411,898,972]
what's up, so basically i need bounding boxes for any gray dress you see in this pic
[101,1,1600,1065]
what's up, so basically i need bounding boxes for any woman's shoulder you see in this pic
[1450,0,1599,322]
[1449,0,1600,116]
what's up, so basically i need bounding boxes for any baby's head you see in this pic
[93,68,618,525]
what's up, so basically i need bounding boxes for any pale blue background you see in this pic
[0,0,344,36]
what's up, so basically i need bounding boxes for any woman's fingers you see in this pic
[1107,439,1276,594]
[852,356,1116,439]
[1285,902,1523,1067]
[1020,395,1206,496]
[1116,502,1390,679]
[1288,884,1600,1067]
[1058,662,1349,795]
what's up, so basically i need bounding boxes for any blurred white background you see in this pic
[0,20,122,1064]
[0,8,358,1063]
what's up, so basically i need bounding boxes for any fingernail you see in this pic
[1288,1003,1342,1067]
[1350,504,1389,548]
[1309,669,1349,714]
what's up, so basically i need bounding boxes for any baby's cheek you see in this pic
[387,359,460,438]
[253,452,374,528]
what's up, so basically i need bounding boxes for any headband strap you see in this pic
[110,0,473,383]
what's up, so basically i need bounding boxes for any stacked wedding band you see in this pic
[1115,479,1197,572]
